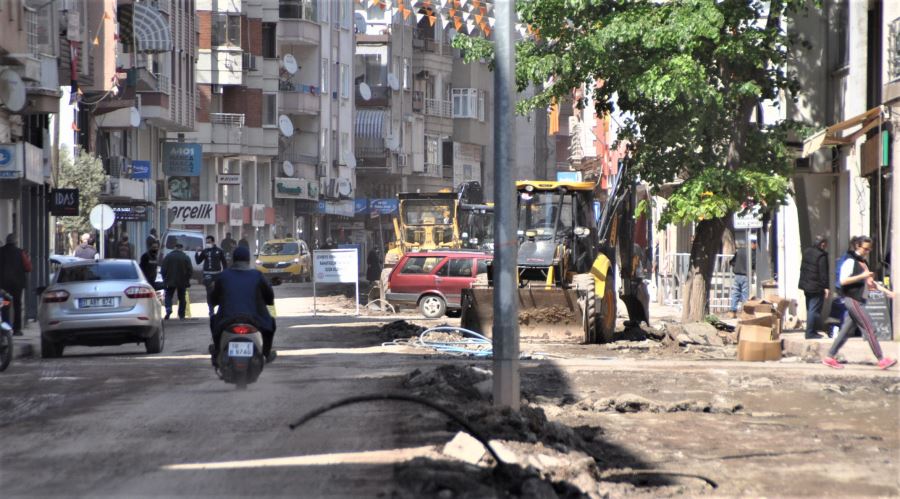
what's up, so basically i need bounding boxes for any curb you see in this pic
[781,333,900,364]
[11,337,36,359]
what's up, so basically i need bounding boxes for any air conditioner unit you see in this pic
[317,161,328,177]
[397,153,409,168]
[211,84,224,94]
[327,178,340,199]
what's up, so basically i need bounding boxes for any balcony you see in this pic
[279,83,320,115]
[356,85,390,107]
[210,113,245,128]
[424,99,451,118]
[278,1,320,46]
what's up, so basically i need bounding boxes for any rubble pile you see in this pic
[574,393,744,415]
[376,320,427,341]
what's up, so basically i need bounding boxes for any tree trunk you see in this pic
[681,218,727,322]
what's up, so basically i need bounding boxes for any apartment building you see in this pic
[0,0,65,319]
[184,0,355,250]
[353,2,550,205]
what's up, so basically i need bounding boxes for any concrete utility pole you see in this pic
[893,116,900,340]
[492,0,519,410]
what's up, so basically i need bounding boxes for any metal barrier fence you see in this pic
[658,253,737,314]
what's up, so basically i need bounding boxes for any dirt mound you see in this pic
[377,320,427,340]
[519,306,578,326]
[404,365,492,402]
[576,393,743,414]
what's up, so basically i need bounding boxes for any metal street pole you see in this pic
[892,113,900,339]
[492,0,519,411]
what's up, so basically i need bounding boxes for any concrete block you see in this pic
[442,431,485,465]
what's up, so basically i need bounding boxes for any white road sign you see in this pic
[313,249,358,283]
[733,206,763,230]
[89,204,115,230]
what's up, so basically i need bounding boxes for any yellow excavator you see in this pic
[459,178,649,343]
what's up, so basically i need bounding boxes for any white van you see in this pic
[161,229,206,280]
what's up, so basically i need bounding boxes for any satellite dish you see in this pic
[386,136,400,152]
[282,54,298,75]
[278,115,294,137]
[0,69,27,113]
[282,160,295,177]
[359,82,372,101]
[387,73,400,91]
[129,107,141,127]
[354,12,367,34]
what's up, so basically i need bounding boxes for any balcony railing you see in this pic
[424,99,451,118]
[279,81,321,95]
[279,153,319,167]
[210,113,245,128]
[279,0,316,20]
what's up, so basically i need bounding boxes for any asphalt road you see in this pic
[0,294,449,498]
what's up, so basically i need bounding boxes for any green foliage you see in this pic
[452,0,814,229]
[56,149,106,234]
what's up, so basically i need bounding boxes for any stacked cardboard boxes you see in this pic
[736,296,790,361]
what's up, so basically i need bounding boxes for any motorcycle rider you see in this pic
[208,246,276,366]
[196,235,227,316]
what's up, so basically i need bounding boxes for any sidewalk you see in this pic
[10,319,39,360]
[781,330,900,365]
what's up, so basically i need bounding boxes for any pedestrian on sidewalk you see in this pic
[221,232,237,265]
[798,235,830,339]
[728,238,756,318]
[73,233,98,260]
[161,242,193,320]
[822,236,896,370]
[196,235,227,316]
[115,233,134,260]
[0,234,31,336]
[140,242,161,286]
[145,229,159,253]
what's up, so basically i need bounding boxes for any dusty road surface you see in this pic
[1,283,898,497]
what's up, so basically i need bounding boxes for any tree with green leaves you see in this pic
[454,0,809,321]
[56,148,106,252]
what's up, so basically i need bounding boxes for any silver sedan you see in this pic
[38,259,165,358]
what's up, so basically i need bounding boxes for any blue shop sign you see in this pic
[128,160,152,179]
[354,198,368,215]
[557,171,582,182]
[163,143,202,176]
[369,198,398,215]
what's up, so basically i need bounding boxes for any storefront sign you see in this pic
[274,177,317,200]
[128,160,152,180]
[229,203,243,226]
[49,188,79,216]
[217,173,241,185]
[162,143,202,176]
[167,201,215,225]
[112,204,149,221]
[317,200,354,217]
[864,291,893,340]
[0,142,43,182]
[354,198,368,215]
[368,198,399,215]
[251,204,265,227]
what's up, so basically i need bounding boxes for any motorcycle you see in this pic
[0,290,13,372]
[211,317,266,389]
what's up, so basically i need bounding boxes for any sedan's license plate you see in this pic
[228,342,253,357]
[80,297,116,308]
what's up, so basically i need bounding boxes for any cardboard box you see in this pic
[739,324,776,342]
[737,339,782,362]
[742,299,781,317]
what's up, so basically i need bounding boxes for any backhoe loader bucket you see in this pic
[460,286,589,342]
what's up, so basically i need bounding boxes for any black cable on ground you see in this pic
[288,393,506,467]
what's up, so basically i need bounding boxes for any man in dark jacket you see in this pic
[161,243,193,320]
[0,234,28,335]
[221,232,237,264]
[209,246,276,364]
[798,235,830,339]
[196,235,228,316]
[116,233,135,260]
[139,242,161,287]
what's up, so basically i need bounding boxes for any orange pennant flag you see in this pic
[454,17,462,31]
[483,25,491,37]
[402,7,411,20]
[428,14,436,26]
[475,13,483,24]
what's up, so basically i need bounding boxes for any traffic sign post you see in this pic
[89,204,115,258]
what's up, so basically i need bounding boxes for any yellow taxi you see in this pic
[254,238,312,283]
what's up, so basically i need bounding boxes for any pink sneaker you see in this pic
[877,358,897,370]
[822,357,844,369]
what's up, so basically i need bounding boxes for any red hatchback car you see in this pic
[387,251,492,318]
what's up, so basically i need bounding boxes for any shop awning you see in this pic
[118,4,173,53]
[801,107,883,158]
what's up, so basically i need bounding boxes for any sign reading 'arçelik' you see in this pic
[167,201,215,225]
[163,143,202,177]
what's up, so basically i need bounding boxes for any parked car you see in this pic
[161,228,205,279]
[255,237,312,283]
[49,255,83,283]
[38,259,165,358]
[386,250,492,318]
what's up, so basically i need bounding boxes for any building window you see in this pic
[262,23,276,58]
[452,88,479,119]
[263,94,277,126]
[212,13,241,47]
[403,57,411,89]
[340,63,350,99]
[425,135,440,166]
[321,58,329,92]
[341,0,352,29]
[340,132,349,162]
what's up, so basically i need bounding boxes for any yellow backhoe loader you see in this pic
[459,178,649,343]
